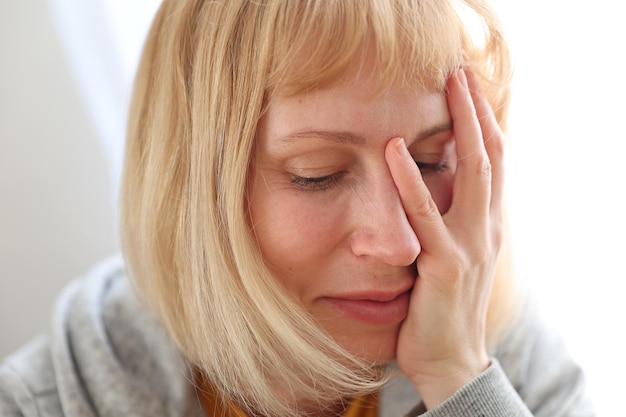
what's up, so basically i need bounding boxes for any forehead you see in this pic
[259,73,449,149]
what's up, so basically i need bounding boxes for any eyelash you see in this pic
[290,173,343,191]
[415,161,449,175]
[290,160,448,192]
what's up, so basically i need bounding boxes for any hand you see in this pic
[385,68,504,409]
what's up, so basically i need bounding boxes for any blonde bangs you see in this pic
[267,0,469,97]
[266,0,512,131]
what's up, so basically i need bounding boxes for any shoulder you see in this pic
[0,336,59,417]
[0,256,204,417]
[0,256,125,417]
[492,300,595,416]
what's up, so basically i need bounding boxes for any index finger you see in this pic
[385,137,450,254]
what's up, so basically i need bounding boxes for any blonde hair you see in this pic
[120,0,519,415]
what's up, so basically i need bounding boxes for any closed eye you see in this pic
[290,172,343,191]
[415,161,449,175]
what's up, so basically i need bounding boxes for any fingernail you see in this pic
[394,137,408,157]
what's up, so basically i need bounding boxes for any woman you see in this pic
[0,0,594,416]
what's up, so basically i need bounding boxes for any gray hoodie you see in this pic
[0,256,594,416]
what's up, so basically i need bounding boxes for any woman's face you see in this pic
[248,67,456,364]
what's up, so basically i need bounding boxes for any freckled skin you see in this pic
[248,69,455,363]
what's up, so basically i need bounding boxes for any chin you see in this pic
[337,326,401,365]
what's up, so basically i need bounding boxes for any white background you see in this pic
[499,3,625,416]
[1,1,624,416]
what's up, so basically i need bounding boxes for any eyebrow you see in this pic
[278,130,367,145]
[277,122,452,146]
[414,123,453,142]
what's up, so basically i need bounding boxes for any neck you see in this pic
[194,370,376,417]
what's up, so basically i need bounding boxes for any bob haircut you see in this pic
[121,0,519,415]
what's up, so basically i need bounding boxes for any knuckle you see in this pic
[485,131,504,158]
[414,195,440,219]
[476,240,501,269]
[491,217,504,248]
[474,156,492,182]
[457,154,492,183]
[475,245,493,266]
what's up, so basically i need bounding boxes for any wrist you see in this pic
[409,356,491,410]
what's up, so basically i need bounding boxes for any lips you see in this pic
[323,289,412,325]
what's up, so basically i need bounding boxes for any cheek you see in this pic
[424,172,454,214]
[419,142,456,214]
[248,189,344,280]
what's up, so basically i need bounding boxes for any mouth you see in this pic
[322,289,412,325]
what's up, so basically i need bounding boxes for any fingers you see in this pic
[464,69,505,218]
[446,69,492,225]
[385,138,448,252]
[385,69,505,253]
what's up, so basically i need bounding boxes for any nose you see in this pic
[349,169,421,266]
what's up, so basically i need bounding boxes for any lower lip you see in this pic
[324,291,411,325]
